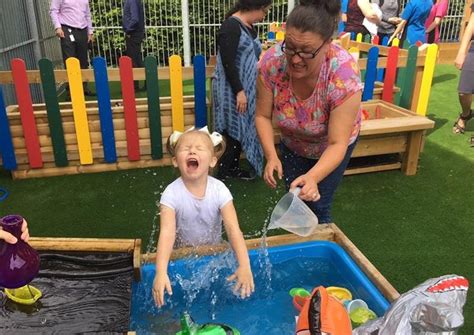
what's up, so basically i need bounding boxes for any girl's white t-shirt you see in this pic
[159,176,233,247]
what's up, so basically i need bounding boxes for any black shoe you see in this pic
[84,89,95,96]
[226,167,256,181]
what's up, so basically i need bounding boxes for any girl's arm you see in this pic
[255,74,283,188]
[290,92,361,202]
[455,12,474,69]
[221,201,254,298]
[153,205,176,307]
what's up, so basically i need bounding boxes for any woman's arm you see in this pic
[388,19,406,44]
[290,92,361,201]
[455,12,474,69]
[153,205,176,307]
[255,74,283,188]
[358,0,381,24]
[425,17,442,33]
[221,201,254,298]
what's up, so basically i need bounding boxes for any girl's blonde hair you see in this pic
[166,130,226,160]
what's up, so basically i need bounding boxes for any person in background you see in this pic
[0,218,29,244]
[374,0,401,42]
[388,0,432,45]
[122,0,146,91]
[344,0,380,36]
[50,0,95,96]
[425,0,449,44]
[212,0,272,181]
[453,2,474,134]
[256,0,362,223]
[152,128,254,307]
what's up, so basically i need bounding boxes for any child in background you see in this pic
[152,127,254,307]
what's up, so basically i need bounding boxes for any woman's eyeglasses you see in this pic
[281,40,327,59]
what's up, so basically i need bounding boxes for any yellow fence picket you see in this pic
[416,44,438,116]
[169,55,184,132]
[66,57,93,164]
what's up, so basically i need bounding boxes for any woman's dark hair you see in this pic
[225,0,272,19]
[286,0,341,40]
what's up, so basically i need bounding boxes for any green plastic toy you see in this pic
[176,312,240,335]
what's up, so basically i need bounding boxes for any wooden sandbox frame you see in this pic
[26,224,399,334]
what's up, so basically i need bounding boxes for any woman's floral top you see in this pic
[258,42,362,159]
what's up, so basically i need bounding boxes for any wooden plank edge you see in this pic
[330,224,400,302]
[29,237,137,253]
[141,225,336,263]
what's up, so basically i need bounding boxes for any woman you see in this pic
[453,2,474,134]
[389,0,432,45]
[425,0,449,44]
[212,0,271,180]
[375,0,401,41]
[256,0,362,223]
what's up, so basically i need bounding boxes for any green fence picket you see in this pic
[38,59,68,167]
[398,46,418,109]
[145,56,162,159]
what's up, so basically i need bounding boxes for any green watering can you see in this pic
[176,312,240,335]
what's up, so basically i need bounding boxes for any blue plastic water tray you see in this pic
[131,240,389,334]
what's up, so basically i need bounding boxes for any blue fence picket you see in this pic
[362,47,380,101]
[0,87,17,170]
[92,57,117,163]
[193,55,207,128]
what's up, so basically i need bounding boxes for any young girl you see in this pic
[152,127,254,307]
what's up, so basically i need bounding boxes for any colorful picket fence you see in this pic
[0,54,208,178]
[344,32,438,113]
[0,38,437,179]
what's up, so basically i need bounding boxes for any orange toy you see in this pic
[296,286,352,335]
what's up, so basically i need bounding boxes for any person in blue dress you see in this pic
[388,0,432,45]
[212,0,271,180]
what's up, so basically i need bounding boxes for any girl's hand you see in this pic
[236,91,247,114]
[227,265,255,298]
[290,174,320,202]
[0,219,29,244]
[263,157,283,189]
[152,272,172,307]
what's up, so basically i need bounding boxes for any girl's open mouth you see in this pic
[186,158,199,170]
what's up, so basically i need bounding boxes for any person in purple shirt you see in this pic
[50,0,94,96]
[122,0,145,91]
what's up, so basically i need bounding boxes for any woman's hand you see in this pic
[236,90,247,114]
[290,174,321,202]
[455,52,466,70]
[263,157,283,189]
[152,272,172,307]
[227,265,255,299]
[0,219,29,244]
[388,17,401,25]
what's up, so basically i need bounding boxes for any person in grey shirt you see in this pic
[373,0,401,41]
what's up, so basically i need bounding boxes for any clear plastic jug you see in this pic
[268,188,319,237]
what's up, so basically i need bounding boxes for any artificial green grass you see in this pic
[1,64,473,333]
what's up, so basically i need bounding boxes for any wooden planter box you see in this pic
[350,100,435,175]
[372,82,400,100]
[25,225,397,334]
[273,100,434,176]
[6,97,199,179]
